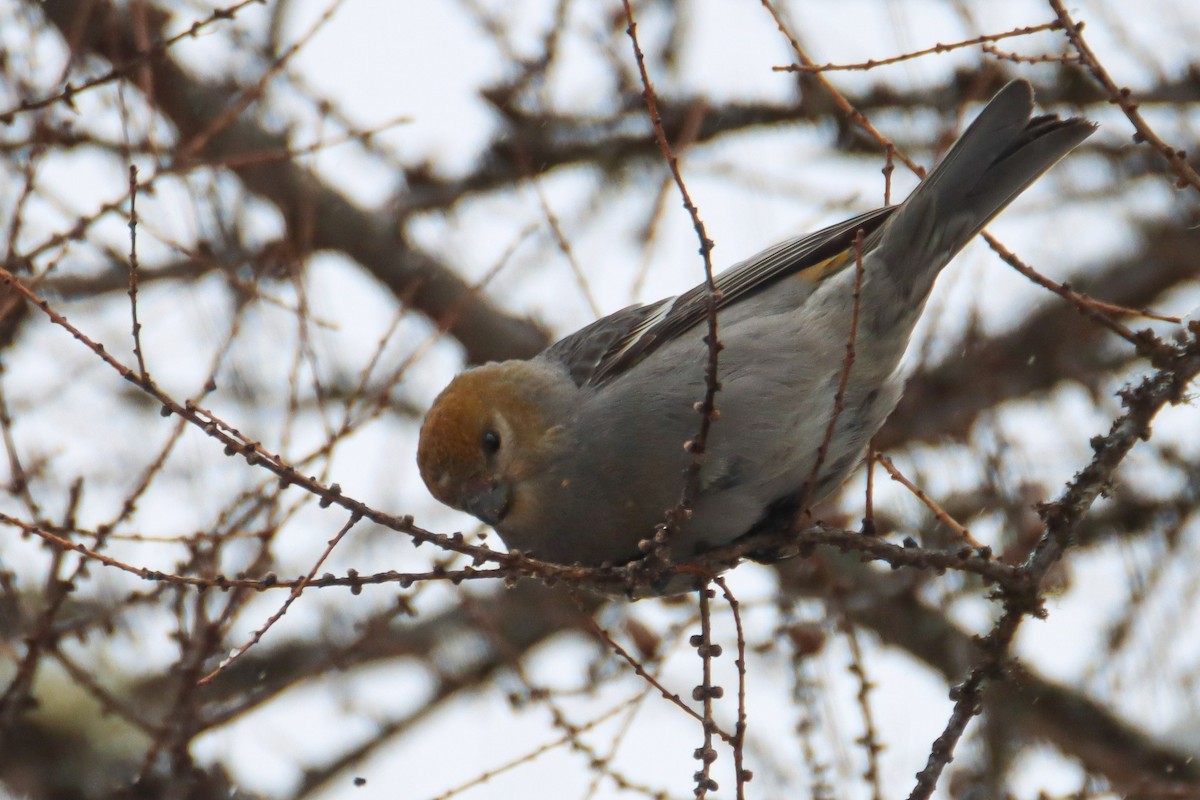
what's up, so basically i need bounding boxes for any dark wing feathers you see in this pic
[541,298,675,387]
[544,205,896,387]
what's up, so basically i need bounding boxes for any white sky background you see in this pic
[1,0,1199,798]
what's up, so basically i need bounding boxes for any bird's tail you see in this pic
[876,80,1095,298]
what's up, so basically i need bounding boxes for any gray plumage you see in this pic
[418,80,1095,578]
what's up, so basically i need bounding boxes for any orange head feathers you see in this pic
[417,361,563,525]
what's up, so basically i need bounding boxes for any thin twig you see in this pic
[126,165,148,380]
[803,227,867,505]
[622,0,722,569]
[876,453,989,554]
[715,576,751,799]
[693,586,719,799]
[775,22,1062,73]
[1048,0,1200,195]
[197,512,362,685]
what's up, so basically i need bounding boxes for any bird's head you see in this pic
[417,361,564,527]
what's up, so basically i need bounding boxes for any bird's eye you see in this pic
[481,429,501,455]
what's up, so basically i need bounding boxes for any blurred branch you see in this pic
[33,0,548,365]
[776,552,1200,794]
[24,0,1200,368]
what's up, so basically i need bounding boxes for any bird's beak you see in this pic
[462,479,510,526]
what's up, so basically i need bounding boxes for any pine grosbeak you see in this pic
[417,80,1094,581]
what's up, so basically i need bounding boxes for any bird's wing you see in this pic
[541,299,675,387]
[544,205,895,388]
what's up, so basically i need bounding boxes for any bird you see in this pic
[417,79,1095,589]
